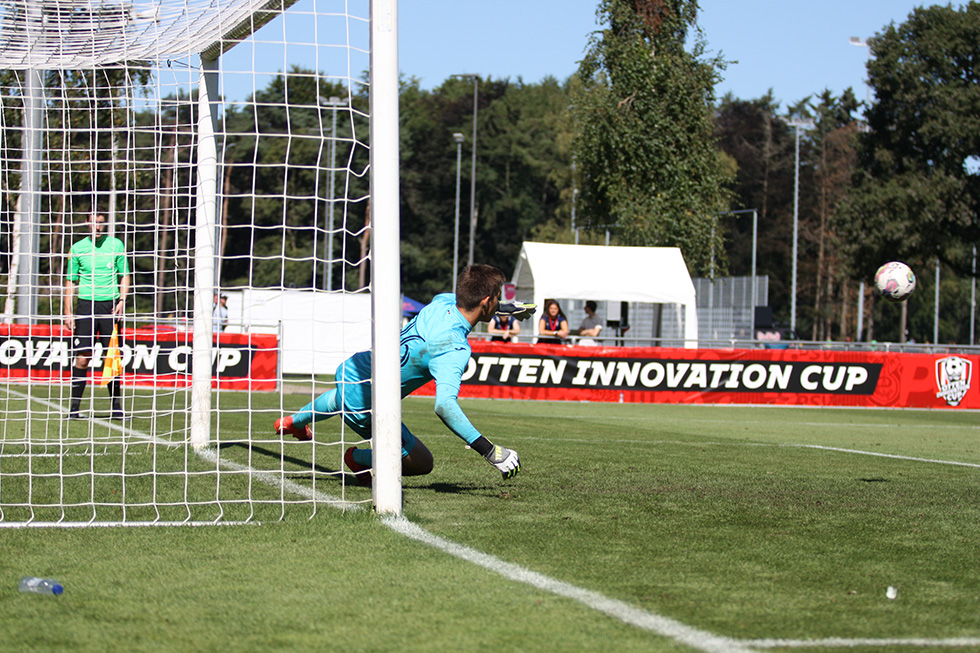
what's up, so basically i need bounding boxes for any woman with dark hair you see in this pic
[537,299,568,344]
[488,312,521,342]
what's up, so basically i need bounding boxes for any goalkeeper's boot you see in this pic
[275,415,312,441]
[344,446,373,487]
[496,301,536,321]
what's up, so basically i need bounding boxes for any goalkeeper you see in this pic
[275,264,531,486]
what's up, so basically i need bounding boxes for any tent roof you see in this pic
[513,242,695,305]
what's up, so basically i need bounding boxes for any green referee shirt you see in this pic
[66,235,129,301]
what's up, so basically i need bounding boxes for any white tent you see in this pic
[512,242,698,348]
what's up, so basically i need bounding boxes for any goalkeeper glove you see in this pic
[496,301,536,321]
[484,444,521,479]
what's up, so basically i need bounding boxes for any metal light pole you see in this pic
[849,37,872,108]
[452,74,479,267]
[934,255,941,345]
[850,37,871,340]
[318,95,348,290]
[452,132,464,293]
[571,155,579,244]
[714,209,759,335]
[972,245,976,345]
[788,118,813,337]
[216,141,236,290]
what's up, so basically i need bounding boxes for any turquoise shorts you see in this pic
[336,354,417,457]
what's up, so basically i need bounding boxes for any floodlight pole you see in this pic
[934,255,941,345]
[452,132,464,293]
[318,95,348,291]
[715,209,758,336]
[972,245,976,346]
[452,74,479,267]
[788,118,814,338]
[850,36,871,340]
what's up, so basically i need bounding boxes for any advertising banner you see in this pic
[414,342,978,409]
[0,324,277,390]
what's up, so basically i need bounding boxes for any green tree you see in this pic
[714,92,798,328]
[805,89,861,341]
[0,66,153,315]
[573,0,732,274]
[839,3,980,281]
[217,67,367,292]
[398,75,573,300]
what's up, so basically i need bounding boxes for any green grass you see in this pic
[3,389,980,651]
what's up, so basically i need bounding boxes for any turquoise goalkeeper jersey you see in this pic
[67,234,129,301]
[336,293,481,443]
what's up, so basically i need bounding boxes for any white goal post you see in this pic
[0,0,402,525]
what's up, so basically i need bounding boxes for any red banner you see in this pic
[414,342,979,409]
[0,324,278,391]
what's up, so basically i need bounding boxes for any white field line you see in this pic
[782,443,980,469]
[406,428,980,470]
[383,514,756,653]
[194,448,363,513]
[744,637,980,649]
[8,387,980,649]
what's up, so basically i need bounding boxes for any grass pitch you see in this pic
[2,390,980,651]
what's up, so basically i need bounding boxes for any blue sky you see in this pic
[398,1,947,109]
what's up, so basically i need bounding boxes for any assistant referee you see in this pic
[64,212,131,420]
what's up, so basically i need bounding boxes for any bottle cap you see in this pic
[52,584,64,595]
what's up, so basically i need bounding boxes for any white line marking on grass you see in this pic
[383,515,757,653]
[744,637,980,648]
[3,387,176,447]
[195,448,363,512]
[413,431,980,468]
[783,444,980,469]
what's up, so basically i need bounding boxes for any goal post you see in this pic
[0,0,402,525]
[368,0,402,515]
[191,58,220,452]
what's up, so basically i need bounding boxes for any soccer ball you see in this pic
[874,261,916,302]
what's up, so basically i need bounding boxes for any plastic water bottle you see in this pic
[19,577,63,595]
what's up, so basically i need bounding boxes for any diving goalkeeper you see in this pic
[275,264,532,486]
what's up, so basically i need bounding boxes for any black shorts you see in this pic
[72,299,117,356]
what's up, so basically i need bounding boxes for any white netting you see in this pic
[0,0,381,525]
[0,0,297,69]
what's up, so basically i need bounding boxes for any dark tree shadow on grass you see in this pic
[217,440,344,483]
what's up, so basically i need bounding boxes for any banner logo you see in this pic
[462,354,881,394]
[936,356,972,406]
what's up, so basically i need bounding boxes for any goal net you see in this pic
[0,0,403,526]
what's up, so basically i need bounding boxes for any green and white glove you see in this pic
[484,444,521,479]
[496,301,537,321]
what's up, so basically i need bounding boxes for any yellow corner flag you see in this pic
[100,325,123,387]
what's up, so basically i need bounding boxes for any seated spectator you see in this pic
[537,299,569,345]
[577,300,602,346]
[488,313,521,342]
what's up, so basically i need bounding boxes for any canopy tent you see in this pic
[401,295,425,316]
[511,242,698,348]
